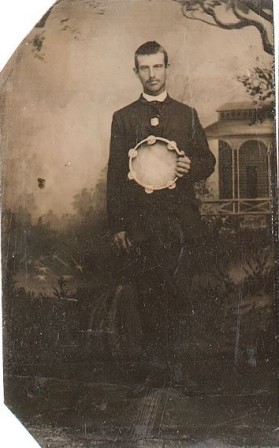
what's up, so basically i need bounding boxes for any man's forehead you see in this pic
[137,52,165,66]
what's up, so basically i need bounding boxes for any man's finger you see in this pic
[124,236,132,252]
[178,156,191,163]
[176,166,190,172]
[177,161,191,168]
[122,236,129,252]
[113,235,123,250]
[119,235,132,252]
[176,166,189,172]
[114,239,121,250]
[176,166,190,173]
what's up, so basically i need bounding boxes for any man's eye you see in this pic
[154,65,163,69]
[140,67,148,71]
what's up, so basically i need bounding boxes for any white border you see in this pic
[0,0,55,72]
[0,1,55,446]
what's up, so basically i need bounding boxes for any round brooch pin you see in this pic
[150,117,159,127]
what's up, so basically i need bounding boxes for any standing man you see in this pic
[107,41,215,390]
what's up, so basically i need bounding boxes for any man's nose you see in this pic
[149,67,155,78]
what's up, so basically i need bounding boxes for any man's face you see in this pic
[135,52,168,96]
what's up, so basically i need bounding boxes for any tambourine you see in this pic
[128,135,185,194]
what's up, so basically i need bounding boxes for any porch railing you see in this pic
[200,198,272,215]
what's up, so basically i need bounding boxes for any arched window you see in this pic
[219,140,233,199]
[239,140,268,198]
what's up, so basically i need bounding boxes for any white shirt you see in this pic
[142,90,167,102]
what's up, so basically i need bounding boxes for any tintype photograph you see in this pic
[0,0,278,446]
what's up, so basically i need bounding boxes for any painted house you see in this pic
[202,102,274,228]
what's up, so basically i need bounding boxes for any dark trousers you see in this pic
[112,217,201,373]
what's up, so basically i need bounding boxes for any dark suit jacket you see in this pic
[107,94,216,241]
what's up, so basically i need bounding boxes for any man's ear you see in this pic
[133,67,139,77]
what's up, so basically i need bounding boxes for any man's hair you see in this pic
[134,41,168,71]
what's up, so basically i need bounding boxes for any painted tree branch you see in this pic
[200,1,252,29]
[177,0,274,55]
[182,7,219,26]
[231,1,273,54]
[243,1,273,23]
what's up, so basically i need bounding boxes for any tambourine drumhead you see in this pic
[128,136,183,193]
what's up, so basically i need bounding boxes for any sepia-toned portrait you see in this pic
[0,0,278,446]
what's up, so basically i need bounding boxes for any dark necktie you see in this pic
[147,100,165,114]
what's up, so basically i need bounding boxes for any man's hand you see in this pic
[175,154,191,178]
[113,231,132,253]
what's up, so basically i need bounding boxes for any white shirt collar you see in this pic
[142,91,167,102]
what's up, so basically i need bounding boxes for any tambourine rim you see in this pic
[128,136,180,191]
